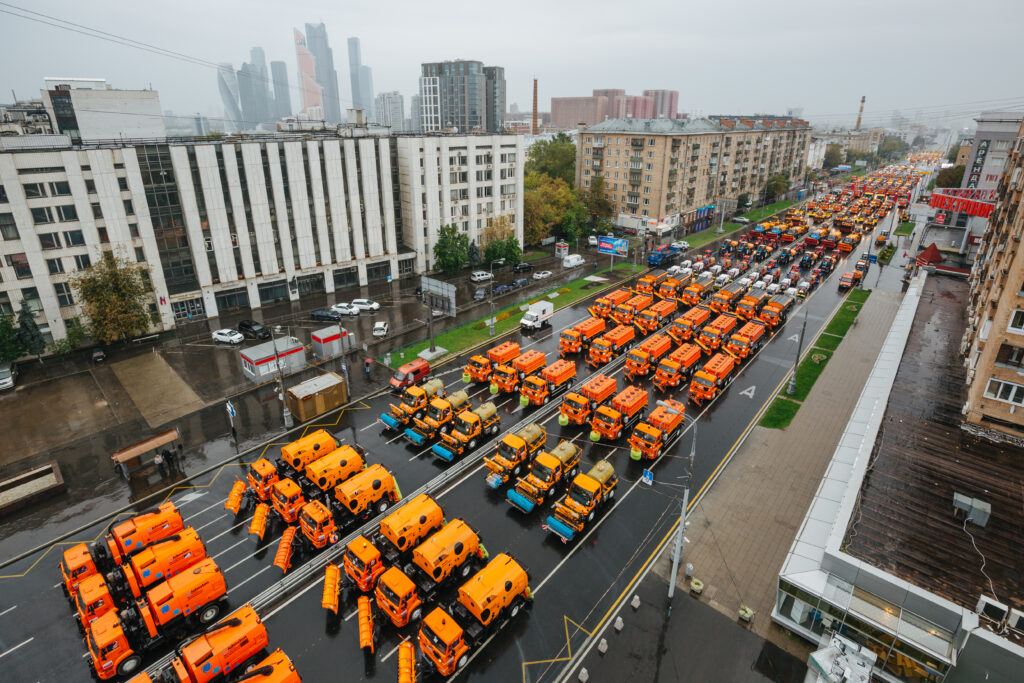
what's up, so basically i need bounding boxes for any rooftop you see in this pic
[584,115,809,135]
[842,276,1024,640]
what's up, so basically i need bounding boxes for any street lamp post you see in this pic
[488,258,505,336]
[660,400,694,604]
[786,311,808,397]
[271,325,294,429]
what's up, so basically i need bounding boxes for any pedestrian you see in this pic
[364,358,372,378]
[154,451,166,477]
[162,448,175,473]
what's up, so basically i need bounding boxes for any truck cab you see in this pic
[688,353,736,405]
[299,500,339,550]
[590,386,648,442]
[464,341,519,383]
[507,440,583,513]
[587,325,635,367]
[433,402,500,462]
[629,399,686,461]
[635,299,678,335]
[545,460,618,543]
[246,458,280,502]
[406,390,472,446]
[624,334,673,380]
[492,350,546,393]
[343,535,385,592]
[759,294,794,328]
[271,478,305,524]
[484,423,546,489]
[382,378,446,429]
[520,359,576,407]
[697,314,738,352]
[558,373,616,426]
[559,317,605,357]
[588,289,631,319]
[652,343,702,392]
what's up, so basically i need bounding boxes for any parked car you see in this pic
[431,308,445,318]
[373,321,389,338]
[473,287,488,301]
[671,241,690,250]
[0,362,18,391]
[734,217,751,225]
[311,308,342,321]
[493,283,512,295]
[91,348,107,363]
[212,328,244,344]
[351,298,380,311]
[512,277,531,289]
[470,271,494,282]
[237,319,271,340]
[588,235,599,247]
[533,270,552,280]
[513,262,534,273]
[391,358,430,390]
[331,302,360,316]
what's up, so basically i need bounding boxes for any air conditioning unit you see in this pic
[976,595,1008,624]
[1008,608,1024,631]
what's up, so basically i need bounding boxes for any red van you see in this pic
[390,358,430,390]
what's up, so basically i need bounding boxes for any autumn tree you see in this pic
[935,165,965,188]
[764,173,790,201]
[525,132,576,187]
[431,224,470,275]
[523,172,576,245]
[71,253,157,344]
[824,144,843,168]
[578,175,614,230]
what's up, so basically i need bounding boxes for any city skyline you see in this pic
[2,1,1020,131]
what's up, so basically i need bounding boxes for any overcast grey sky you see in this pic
[2,0,1022,131]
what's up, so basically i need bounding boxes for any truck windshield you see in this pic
[627,352,645,365]
[427,404,445,421]
[469,358,487,370]
[560,331,577,344]
[568,484,594,507]
[566,396,587,411]
[494,367,514,380]
[523,313,537,322]
[273,489,287,505]
[732,339,749,349]
[247,464,264,482]
[531,460,554,482]
[453,416,474,434]
[694,375,714,388]
[421,622,448,652]
[402,388,419,404]
[657,362,677,376]
[377,579,402,606]
[300,510,318,530]
[345,549,365,571]
[634,430,657,446]
[392,371,408,382]
[703,329,719,340]
[498,440,520,460]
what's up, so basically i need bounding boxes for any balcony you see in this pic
[592,140,605,148]
[591,149,603,159]
[631,139,644,148]
[626,196,639,206]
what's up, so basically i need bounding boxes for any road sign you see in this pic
[868,254,878,264]
[226,401,236,418]
[598,236,628,257]
[641,469,654,486]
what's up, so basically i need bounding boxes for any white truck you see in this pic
[520,301,554,330]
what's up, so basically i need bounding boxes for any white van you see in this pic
[562,254,585,268]
[714,274,730,288]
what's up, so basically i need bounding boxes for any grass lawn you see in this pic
[684,201,797,249]
[786,348,834,402]
[814,333,842,351]
[759,397,802,429]
[522,250,548,262]
[847,289,871,304]
[894,221,914,236]
[382,263,637,367]
[823,292,871,337]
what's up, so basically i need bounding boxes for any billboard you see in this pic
[597,236,628,257]
[929,193,995,219]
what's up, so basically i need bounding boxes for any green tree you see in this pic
[737,193,750,210]
[16,300,45,359]
[483,239,505,266]
[946,145,959,163]
[559,200,588,245]
[878,135,909,160]
[47,319,89,356]
[0,315,26,363]
[912,135,926,148]
[71,254,156,344]
[935,165,965,188]
[523,172,576,245]
[824,144,843,168]
[577,175,613,229]
[431,224,470,275]
[501,235,522,266]
[525,132,576,187]
[467,240,482,269]
[764,173,789,201]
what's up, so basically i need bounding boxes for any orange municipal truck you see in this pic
[652,343,703,392]
[588,288,631,319]
[708,281,746,314]
[697,313,738,352]
[559,374,617,426]
[611,293,654,326]
[463,341,519,383]
[624,333,673,380]
[629,399,686,460]
[759,293,794,328]
[491,349,546,393]
[520,359,576,407]
[724,321,768,361]
[734,288,770,321]
[657,274,691,301]
[635,272,667,296]
[587,325,635,367]
[679,273,715,306]
[590,386,648,442]
[688,353,737,405]
[634,298,678,335]
[558,317,605,357]
[666,305,712,343]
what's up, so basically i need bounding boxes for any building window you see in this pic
[39,233,61,250]
[129,223,139,238]
[91,202,103,219]
[995,343,1024,370]
[648,138,655,146]
[124,199,135,215]
[0,292,12,316]
[117,177,129,191]
[47,258,65,275]
[5,253,31,279]
[49,181,71,196]
[63,230,85,246]
[0,213,18,240]
[984,378,1024,406]
[645,174,652,182]
[56,204,78,222]
[84,179,96,194]
[643,198,650,206]
[31,207,53,224]
[74,254,91,270]
[398,257,416,276]
[23,183,46,198]
[1009,310,1024,335]
[54,282,74,307]
[257,279,289,305]
[171,298,205,321]
[97,227,109,243]
[20,287,42,312]
[135,247,146,263]
[0,185,6,203]
[645,163,652,171]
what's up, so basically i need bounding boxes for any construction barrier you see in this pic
[224,480,246,515]
[273,526,297,573]
[322,563,341,614]
[249,503,270,540]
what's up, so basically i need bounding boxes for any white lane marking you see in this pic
[0,637,33,659]
[264,575,324,620]
[381,636,410,662]
[230,565,272,592]
[223,547,268,573]
[174,491,208,506]
[359,422,379,433]
[183,496,231,521]
[0,605,16,617]
[193,512,230,533]
[205,519,250,544]
[52,582,62,589]
[739,385,756,399]
[212,536,250,559]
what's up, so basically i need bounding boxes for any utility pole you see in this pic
[667,419,695,603]
[786,311,808,397]
[271,325,294,429]
[488,258,504,336]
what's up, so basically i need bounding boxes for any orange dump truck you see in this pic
[590,386,648,442]
[587,325,635,367]
[417,554,532,677]
[611,293,654,326]
[709,281,747,314]
[520,358,576,407]
[129,604,269,683]
[484,423,546,489]
[759,293,794,328]
[697,313,738,352]
[688,353,736,405]
[559,373,617,426]
[667,305,712,343]
[624,333,673,380]
[558,316,605,357]
[635,298,678,335]
[588,288,631,319]
[652,343,703,392]
[61,502,185,597]
[725,320,768,361]
[84,558,228,679]
[734,288,770,320]
[657,273,692,301]
[635,272,667,296]
[629,399,686,461]
[463,341,519,383]
[679,273,715,306]
[491,349,546,394]
[374,520,487,628]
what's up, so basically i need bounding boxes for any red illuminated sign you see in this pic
[929,193,996,218]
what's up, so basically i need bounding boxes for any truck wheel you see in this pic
[547,487,555,498]
[461,563,473,578]
[469,438,477,450]
[415,411,424,420]
[513,464,521,476]
[378,499,390,514]
[198,601,222,624]
[410,607,422,623]
[543,395,549,404]
[458,654,469,670]
[570,466,579,478]
[117,655,143,677]
[588,511,595,522]
[608,488,616,500]
[440,425,449,434]
[511,602,521,618]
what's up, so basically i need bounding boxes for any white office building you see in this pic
[41,78,165,142]
[373,91,405,132]
[395,134,524,273]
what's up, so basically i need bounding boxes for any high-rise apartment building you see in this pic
[418,60,506,133]
[304,23,342,124]
[962,117,1024,441]
[643,90,678,119]
[408,95,422,133]
[41,78,165,142]
[270,61,292,120]
[347,38,375,120]
[551,89,678,129]
[373,92,405,131]
[576,116,808,231]
[294,29,323,117]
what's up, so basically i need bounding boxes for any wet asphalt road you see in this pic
[0,210,911,681]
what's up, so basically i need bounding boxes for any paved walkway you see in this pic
[647,288,904,659]
[110,352,208,428]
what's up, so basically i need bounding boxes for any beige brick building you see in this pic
[963,117,1024,441]
[575,116,809,233]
